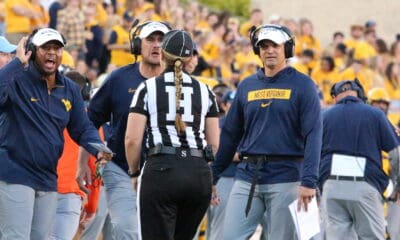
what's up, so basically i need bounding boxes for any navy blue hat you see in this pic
[331,80,361,97]
[330,79,367,102]
[123,11,134,22]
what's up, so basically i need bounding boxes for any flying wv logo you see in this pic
[61,99,72,112]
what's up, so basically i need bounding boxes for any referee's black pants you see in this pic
[138,153,212,240]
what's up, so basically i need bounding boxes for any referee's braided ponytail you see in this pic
[174,59,186,134]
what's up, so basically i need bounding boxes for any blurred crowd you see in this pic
[2,0,400,121]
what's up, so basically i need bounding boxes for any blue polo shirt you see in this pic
[88,63,146,172]
[0,59,102,191]
[212,67,322,188]
[320,96,398,193]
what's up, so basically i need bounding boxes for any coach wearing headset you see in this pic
[125,30,219,240]
[320,80,399,239]
[0,28,112,239]
[211,24,323,240]
[77,20,171,240]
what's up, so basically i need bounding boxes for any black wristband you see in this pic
[128,169,140,178]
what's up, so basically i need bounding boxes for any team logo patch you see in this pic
[61,99,72,112]
[248,88,291,101]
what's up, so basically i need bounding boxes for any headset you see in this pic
[249,24,295,58]
[129,20,171,56]
[25,28,67,60]
[25,29,40,60]
[330,78,367,102]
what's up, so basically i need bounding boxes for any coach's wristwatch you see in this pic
[128,169,141,178]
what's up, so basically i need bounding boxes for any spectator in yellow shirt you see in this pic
[186,44,219,89]
[201,22,225,79]
[195,6,212,33]
[234,37,262,81]
[292,49,315,76]
[295,18,322,58]
[384,62,400,99]
[333,43,347,71]
[344,24,364,52]
[107,11,135,67]
[340,53,374,94]
[30,0,49,30]
[227,17,241,42]
[239,8,263,37]
[5,0,36,44]
[383,62,400,129]
[311,56,340,105]
[375,39,391,79]
[390,40,400,64]
[323,31,345,57]
[137,2,162,22]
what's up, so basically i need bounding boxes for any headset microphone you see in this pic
[130,18,140,30]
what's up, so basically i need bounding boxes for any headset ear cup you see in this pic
[280,26,295,58]
[249,26,260,55]
[26,29,40,60]
[29,43,36,60]
[252,45,259,55]
[132,37,141,55]
[284,40,294,58]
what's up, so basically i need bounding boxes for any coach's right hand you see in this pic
[16,36,32,65]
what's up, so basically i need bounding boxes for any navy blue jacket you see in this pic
[88,63,146,172]
[0,59,102,191]
[212,67,322,188]
[218,115,238,178]
[320,96,398,193]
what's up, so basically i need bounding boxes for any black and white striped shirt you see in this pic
[129,71,219,149]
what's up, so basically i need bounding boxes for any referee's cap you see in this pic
[162,30,193,58]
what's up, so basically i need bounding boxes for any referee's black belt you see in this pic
[148,145,203,158]
[240,155,304,163]
[328,175,365,182]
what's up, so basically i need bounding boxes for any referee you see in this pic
[125,30,220,240]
